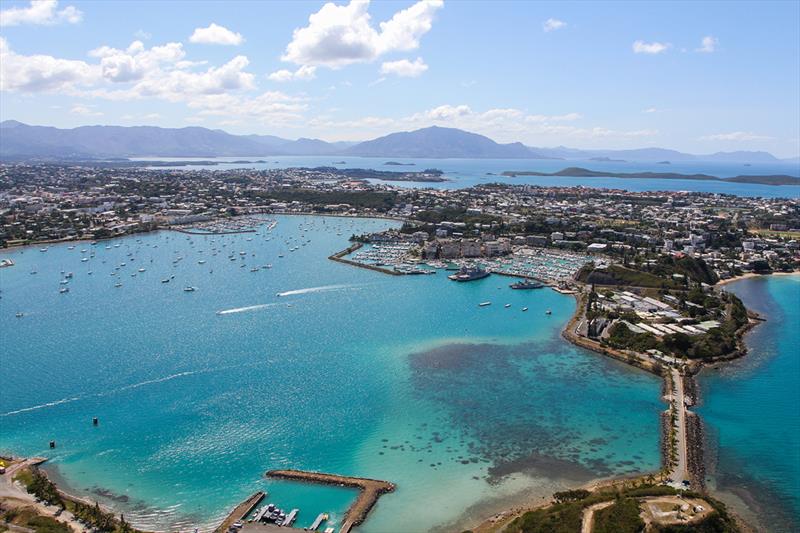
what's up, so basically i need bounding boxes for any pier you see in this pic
[265,470,395,533]
[215,491,265,533]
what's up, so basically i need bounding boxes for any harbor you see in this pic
[341,240,594,286]
[218,470,395,533]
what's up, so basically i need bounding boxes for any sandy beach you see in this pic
[716,270,800,286]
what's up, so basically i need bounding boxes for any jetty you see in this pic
[265,470,395,533]
[215,491,265,533]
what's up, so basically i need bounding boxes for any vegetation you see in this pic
[15,468,138,533]
[504,501,584,533]
[577,264,682,289]
[1,507,71,533]
[592,497,644,533]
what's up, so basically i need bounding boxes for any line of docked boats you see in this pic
[248,503,299,528]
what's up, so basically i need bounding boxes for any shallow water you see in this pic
[0,215,663,532]
[698,275,800,532]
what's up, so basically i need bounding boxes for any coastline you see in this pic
[715,270,800,286]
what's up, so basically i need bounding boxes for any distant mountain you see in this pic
[0,122,271,158]
[0,121,351,159]
[344,126,548,159]
[0,120,792,163]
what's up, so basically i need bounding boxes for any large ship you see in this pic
[509,278,544,289]
[448,265,490,282]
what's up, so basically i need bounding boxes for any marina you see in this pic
[343,240,594,287]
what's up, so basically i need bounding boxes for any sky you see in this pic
[1,0,799,157]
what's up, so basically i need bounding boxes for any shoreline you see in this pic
[715,269,799,286]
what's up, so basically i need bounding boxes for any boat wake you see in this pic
[1,366,248,417]
[216,303,280,315]
[275,283,355,297]
[0,396,82,417]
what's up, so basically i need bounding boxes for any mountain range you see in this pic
[0,120,795,164]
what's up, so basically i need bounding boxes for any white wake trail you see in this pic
[275,284,354,297]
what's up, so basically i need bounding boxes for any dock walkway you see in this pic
[215,492,265,533]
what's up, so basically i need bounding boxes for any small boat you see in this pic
[81,257,89,262]
[183,286,196,292]
[161,278,170,283]
[198,260,206,264]
[59,287,69,293]
[522,307,528,312]
[15,312,24,318]
[546,309,552,315]
[138,268,146,272]
[478,301,491,307]
[504,303,511,308]
[114,282,122,288]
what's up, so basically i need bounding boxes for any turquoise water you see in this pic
[135,156,800,199]
[0,215,664,532]
[698,275,800,532]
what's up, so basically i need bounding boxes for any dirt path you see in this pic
[0,459,87,533]
[581,501,614,533]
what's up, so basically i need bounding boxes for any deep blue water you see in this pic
[135,156,800,198]
[698,275,800,532]
[0,215,663,532]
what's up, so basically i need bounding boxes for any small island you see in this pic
[502,167,800,185]
[383,161,416,166]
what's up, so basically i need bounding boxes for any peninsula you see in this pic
[502,167,800,185]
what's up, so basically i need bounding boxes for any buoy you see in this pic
[92,417,99,426]
[49,440,56,449]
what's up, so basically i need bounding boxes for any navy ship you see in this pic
[509,278,544,289]
[448,265,490,282]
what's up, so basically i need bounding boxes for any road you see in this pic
[669,368,689,485]
[581,501,614,533]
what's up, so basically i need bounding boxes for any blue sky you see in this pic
[1,0,798,156]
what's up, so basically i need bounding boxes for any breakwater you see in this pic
[265,470,395,533]
[328,243,402,276]
[215,492,265,533]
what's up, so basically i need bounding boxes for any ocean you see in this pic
[0,215,664,532]
[698,275,800,532]
[132,156,800,199]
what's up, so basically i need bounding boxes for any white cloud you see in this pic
[0,37,99,92]
[0,0,82,26]
[632,40,670,54]
[281,0,443,68]
[70,104,101,116]
[643,107,660,113]
[380,57,427,77]
[699,131,772,141]
[268,65,317,82]
[134,29,152,41]
[543,18,566,32]
[189,23,244,46]
[696,35,718,53]
[526,112,581,122]
[0,36,308,125]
